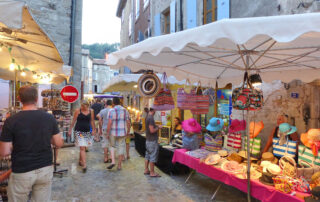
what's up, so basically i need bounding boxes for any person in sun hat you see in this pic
[204,117,224,152]
[181,118,202,151]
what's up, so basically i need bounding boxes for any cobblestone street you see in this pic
[51,142,257,202]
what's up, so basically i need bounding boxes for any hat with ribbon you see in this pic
[279,123,297,135]
[229,119,246,133]
[301,129,320,157]
[249,121,264,138]
[182,118,202,134]
[206,117,224,132]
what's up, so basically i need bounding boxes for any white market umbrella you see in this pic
[0,1,70,84]
[108,13,320,201]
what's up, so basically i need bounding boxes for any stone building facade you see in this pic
[21,0,83,107]
[133,0,151,43]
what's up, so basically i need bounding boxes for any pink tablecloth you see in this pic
[172,149,309,202]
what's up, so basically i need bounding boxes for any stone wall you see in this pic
[119,0,132,48]
[230,0,278,18]
[134,0,150,43]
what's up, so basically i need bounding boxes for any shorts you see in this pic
[126,137,131,144]
[94,120,99,130]
[145,140,159,163]
[101,129,110,149]
[110,136,126,155]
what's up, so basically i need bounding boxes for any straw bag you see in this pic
[191,82,210,115]
[204,133,223,152]
[279,156,297,178]
[153,73,175,111]
[297,162,320,182]
[272,137,297,158]
[298,145,320,167]
[177,79,196,110]
[244,136,261,155]
[232,72,263,111]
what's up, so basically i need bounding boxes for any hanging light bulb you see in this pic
[21,71,26,77]
[32,74,37,79]
[9,63,15,71]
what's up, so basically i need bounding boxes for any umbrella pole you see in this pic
[246,110,251,202]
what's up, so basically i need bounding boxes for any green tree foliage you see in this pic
[82,43,120,59]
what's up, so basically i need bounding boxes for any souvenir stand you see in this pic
[0,1,70,200]
[108,13,320,201]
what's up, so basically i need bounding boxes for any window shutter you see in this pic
[138,30,144,41]
[170,1,176,33]
[187,0,197,29]
[217,0,229,20]
[154,13,161,36]
[136,0,140,19]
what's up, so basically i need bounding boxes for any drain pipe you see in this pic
[69,0,76,70]
[180,0,183,31]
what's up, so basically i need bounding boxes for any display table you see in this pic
[172,149,310,202]
[134,132,189,175]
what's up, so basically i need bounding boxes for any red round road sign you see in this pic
[60,85,79,103]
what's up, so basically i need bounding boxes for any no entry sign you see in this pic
[60,85,79,103]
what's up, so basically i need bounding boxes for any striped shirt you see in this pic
[108,105,130,137]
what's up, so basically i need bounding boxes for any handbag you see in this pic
[191,82,210,115]
[153,72,175,111]
[226,132,242,150]
[244,136,261,155]
[232,72,263,111]
[177,79,196,110]
[203,88,215,106]
[272,137,297,158]
[182,132,199,151]
[298,145,320,167]
[204,133,223,152]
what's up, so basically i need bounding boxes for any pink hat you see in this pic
[182,118,202,133]
[229,119,246,133]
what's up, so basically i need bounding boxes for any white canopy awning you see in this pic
[0,1,70,84]
[108,13,320,87]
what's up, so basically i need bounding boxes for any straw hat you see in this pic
[267,164,282,176]
[206,117,224,132]
[259,171,275,186]
[218,150,228,157]
[137,72,161,98]
[238,150,257,161]
[229,119,246,133]
[182,118,202,133]
[301,129,320,156]
[261,152,278,164]
[227,153,243,164]
[249,121,264,138]
[311,171,320,185]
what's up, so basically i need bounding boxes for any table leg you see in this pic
[185,169,195,184]
[211,184,222,200]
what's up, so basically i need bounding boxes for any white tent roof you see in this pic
[108,13,320,87]
[0,1,70,84]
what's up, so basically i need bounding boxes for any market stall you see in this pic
[108,13,320,201]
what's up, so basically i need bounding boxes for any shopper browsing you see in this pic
[106,97,131,170]
[0,85,63,202]
[91,98,103,141]
[144,108,162,177]
[97,100,113,163]
[68,101,95,172]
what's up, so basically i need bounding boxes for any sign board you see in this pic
[60,86,79,103]
[291,92,299,99]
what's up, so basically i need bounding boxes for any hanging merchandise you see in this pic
[279,156,297,178]
[232,72,263,111]
[203,87,215,106]
[244,121,264,155]
[272,123,297,158]
[41,89,69,111]
[177,79,196,110]
[152,72,175,111]
[191,82,210,115]
[298,129,320,167]
[137,71,161,98]
[226,119,246,150]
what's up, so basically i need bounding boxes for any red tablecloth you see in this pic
[172,149,309,202]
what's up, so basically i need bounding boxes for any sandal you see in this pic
[107,164,115,170]
[82,167,87,173]
[144,171,150,175]
[104,159,112,163]
[150,173,161,178]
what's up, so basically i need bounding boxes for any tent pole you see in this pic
[246,55,251,202]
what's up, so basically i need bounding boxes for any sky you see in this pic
[82,0,120,45]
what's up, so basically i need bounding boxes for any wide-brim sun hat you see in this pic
[182,118,202,133]
[301,129,320,156]
[279,123,297,135]
[229,119,246,133]
[206,117,224,132]
[138,72,161,98]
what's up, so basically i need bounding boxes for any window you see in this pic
[94,85,98,93]
[135,0,140,19]
[144,0,149,9]
[129,13,132,36]
[163,10,170,34]
[204,0,217,24]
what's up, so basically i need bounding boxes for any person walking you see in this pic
[0,85,63,202]
[91,99,103,141]
[68,101,95,172]
[106,97,130,170]
[144,108,162,177]
[97,100,113,163]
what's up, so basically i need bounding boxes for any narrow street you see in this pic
[51,142,250,202]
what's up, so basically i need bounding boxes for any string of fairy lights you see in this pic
[1,43,53,83]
